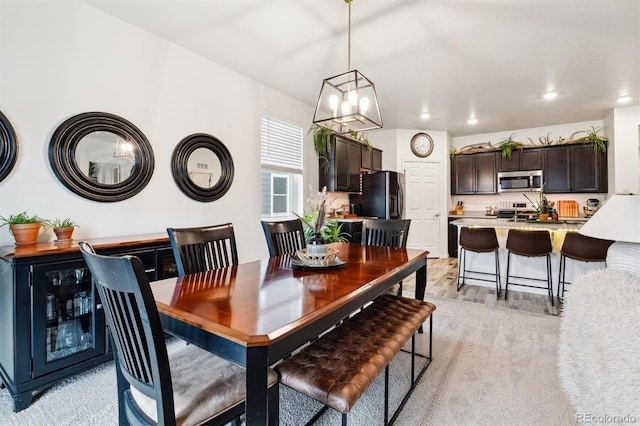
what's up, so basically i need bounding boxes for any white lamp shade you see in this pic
[578,194,640,243]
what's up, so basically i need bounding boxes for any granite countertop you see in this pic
[448,211,498,219]
[332,216,378,222]
[450,217,583,231]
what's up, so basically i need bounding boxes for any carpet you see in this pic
[558,269,640,420]
[0,297,574,425]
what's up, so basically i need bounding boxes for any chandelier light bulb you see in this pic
[349,90,358,106]
[360,97,369,113]
[341,101,350,115]
[329,95,339,109]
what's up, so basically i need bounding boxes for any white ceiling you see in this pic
[82,0,639,136]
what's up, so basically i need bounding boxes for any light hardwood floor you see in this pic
[421,257,561,316]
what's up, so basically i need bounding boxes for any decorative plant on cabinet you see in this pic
[0,211,50,245]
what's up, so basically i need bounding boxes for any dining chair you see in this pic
[261,218,306,257]
[361,219,411,248]
[78,242,278,426]
[361,219,412,296]
[167,223,239,276]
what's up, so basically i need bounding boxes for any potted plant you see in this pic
[50,217,79,243]
[309,124,372,171]
[523,183,549,220]
[309,124,334,171]
[0,211,49,245]
[497,133,524,160]
[569,126,608,153]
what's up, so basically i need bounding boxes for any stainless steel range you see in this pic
[497,201,537,219]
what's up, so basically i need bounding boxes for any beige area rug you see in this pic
[0,297,574,425]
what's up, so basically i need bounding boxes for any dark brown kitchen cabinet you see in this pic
[498,148,542,171]
[570,144,607,192]
[451,151,497,194]
[543,146,570,192]
[0,234,177,412]
[372,148,382,170]
[319,134,363,192]
[543,143,607,193]
[337,220,363,244]
[361,145,383,171]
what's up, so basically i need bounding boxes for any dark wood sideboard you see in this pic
[0,234,177,412]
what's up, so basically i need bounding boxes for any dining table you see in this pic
[150,242,429,425]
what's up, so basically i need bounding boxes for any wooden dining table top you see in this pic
[150,243,429,348]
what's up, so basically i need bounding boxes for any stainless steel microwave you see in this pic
[497,170,543,193]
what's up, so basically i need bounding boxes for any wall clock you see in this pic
[410,132,434,158]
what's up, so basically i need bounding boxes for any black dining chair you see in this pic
[261,219,306,257]
[78,242,278,426]
[361,219,412,295]
[361,219,411,248]
[167,223,239,276]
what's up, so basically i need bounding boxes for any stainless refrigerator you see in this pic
[349,171,405,219]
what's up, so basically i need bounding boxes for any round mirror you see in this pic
[49,112,154,202]
[171,133,234,202]
[0,110,18,183]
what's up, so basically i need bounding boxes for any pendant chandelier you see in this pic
[312,0,382,134]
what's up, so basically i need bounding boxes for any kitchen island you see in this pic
[451,218,602,298]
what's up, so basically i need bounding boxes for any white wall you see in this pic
[609,106,640,194]
[0,1,315,261]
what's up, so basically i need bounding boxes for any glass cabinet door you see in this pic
[31,260,106,378]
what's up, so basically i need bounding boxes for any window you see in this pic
[261,115,303,218]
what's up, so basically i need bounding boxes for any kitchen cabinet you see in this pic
[319,134,362,192]
[0,235,177,412]
[543,143,607,193]
[448,217,459,258]
[361,145,383,171]
[338,220,363,244]
[451,151,498,195]
[498,148,542,171]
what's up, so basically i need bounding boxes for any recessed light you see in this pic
[420,112,431,120]
[467,118,478,125]
[543,91,558,100]
[618,95,632,103]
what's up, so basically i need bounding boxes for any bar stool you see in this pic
[557,232,613,299]
[457,227,501,298]
[505,229,554,306]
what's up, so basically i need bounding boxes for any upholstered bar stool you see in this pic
[457,227,501,298]
[505,229,554,306]
[557,232,613,299]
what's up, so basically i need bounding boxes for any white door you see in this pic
[404,161,441,257]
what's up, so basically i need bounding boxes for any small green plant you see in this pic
[0,212,49,227]
[569,126,608,153]
[348,130,372,150]
[522,182,548,215]
[302,219,349,243]
[309,124,334,171]
[50,218,79,228]
[497,133,524,160]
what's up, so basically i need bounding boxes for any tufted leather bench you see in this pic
[276,294,436,425]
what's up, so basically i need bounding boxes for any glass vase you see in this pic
[307,232,328,255]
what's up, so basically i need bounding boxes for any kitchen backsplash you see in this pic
[451,193,608,217]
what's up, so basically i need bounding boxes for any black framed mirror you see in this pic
[0,110,18,183]
[49,112,154,202]
[171,133,234,202]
